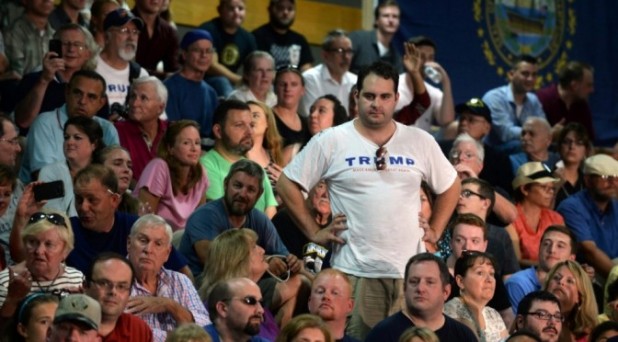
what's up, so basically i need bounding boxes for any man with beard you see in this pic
[558,154,618,278]
[308,269,358,341]
[482,55,546,153]
[512,291,563,342]
[205,277,271,342]
[199,100,278,216]
[348,0,403,75]
[199,0,257,97]
[96,8,148,117]
[252,0,313,71]
[85,252,153,341]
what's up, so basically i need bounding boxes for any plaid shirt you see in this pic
[130,268,210,342]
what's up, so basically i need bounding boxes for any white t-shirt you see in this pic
[95,55,148,108]
[283,120,457,278]
[396,73,444,131]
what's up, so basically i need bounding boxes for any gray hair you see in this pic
[241,50,275,86]
[321,29,349,50]
[131,76,168,105]
[129,214,173,245]
[523,117,552,136]
[54,23,100,71]
[452,133,485,162]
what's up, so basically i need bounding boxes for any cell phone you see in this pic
[33,180,65,202]
[49,39,62,59]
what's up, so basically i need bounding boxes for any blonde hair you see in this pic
[197,228,258,299]
[165,323,212,342]
[543,260,597,337]
[247,101,285,166]
[399,327,440,342]
[21,210,74,255]
[275,314,332,342]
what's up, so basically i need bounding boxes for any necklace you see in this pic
[33,265,63,294]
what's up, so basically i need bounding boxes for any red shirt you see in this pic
[115,119,168,181]
[536,83,595,140]
[102,313,153,342]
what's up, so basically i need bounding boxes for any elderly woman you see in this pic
[0,211,84,318]
[135,120,208,231]
[543,260,597,342]
[39,116,104,217]
[553,123,591,207]
[198,228,279,340]
[507,162,564,266]
[228,51,277,107]
[307,94,348,137]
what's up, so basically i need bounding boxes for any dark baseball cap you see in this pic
[455,97,492,124]
[104,8,144,32]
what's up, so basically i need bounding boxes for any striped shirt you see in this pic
[0,265,85,306]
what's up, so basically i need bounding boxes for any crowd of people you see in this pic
[0,0,614,341]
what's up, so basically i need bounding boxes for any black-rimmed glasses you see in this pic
[525,310,564,322]
[376,146,387,171]
[460,189,485,199]
[29,212,67,228]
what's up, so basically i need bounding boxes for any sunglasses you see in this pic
[226,296,264,307]
[28,212,67,228]
[376,146,387,171]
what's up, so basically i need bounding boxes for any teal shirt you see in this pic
[200,150,277,212]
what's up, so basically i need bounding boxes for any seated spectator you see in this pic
[200,100,277,216]
[135,120,208,231]
[557,154,618,278]
[0,159,21,266]
[164,29,218,140]
[48,0,88,30]
[20,70,119,183]
[246,101,285,197]
[96,8,148,115]
[205,277,271,342]
[395,36,455,132]
[399,327,439,342]
[307,94,348,137]
[483,55,546,153]
[505,225,578,312]
[543,260,597,341]
[197,229,279,340]
[127,214,210,341]
[511,291,563,342]
[3,0,54,78]
[507,162,563,266]
[180,159,302,325]
[13,23,98,133]
[132,0,179,78]
[115,76,168,181]
[299,29,357,118]
[95,145,140,215]
[39,116,104,217]
[84,252,153,341]
[48,294,102,342]
[600,278,618,323]
[228,51,277,108]
[0,211,84,319]
[252,0,313,71]
[510,117,560,174]
[553,123,591,208]
[272,66,309,161]
[444,251,508,341]
[589,321,618,342]
[308,269,358,341]
[276,314,331,342]
[199,0,257,97]
[166,323,213,342]
[366,253,478,341]
[444,213,513,327]
[5,293,59,342]
[89,0,120,48]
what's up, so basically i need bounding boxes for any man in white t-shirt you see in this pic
[277,57,460,340]
[395,36,455,132]
[96,8,148,118]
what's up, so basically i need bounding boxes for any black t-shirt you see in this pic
[252,24,314,68]
[200,18,257,73]
[366,311,478,342]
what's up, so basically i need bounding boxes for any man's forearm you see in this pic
[167,299,194,324]
[435,75,455,126]
[429,178,461,238]
[277,174,319,240]
[15,78,48,128]
[582,243,614,278]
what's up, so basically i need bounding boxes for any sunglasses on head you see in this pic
[28,212,67,228]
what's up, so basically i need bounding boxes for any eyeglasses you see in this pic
[327,48,354,56]
[225,296,264,307]
[375,146,387,171]
[596,174,618,182]
[90,279,132,293]
[29,212,68,228]
[113,27,140,36]
[460,189,485,199]
[61,41,86,51]
[450,150,477,161]
[276,64,299,72]
[525,310,564,322]
[0,137,20,146]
